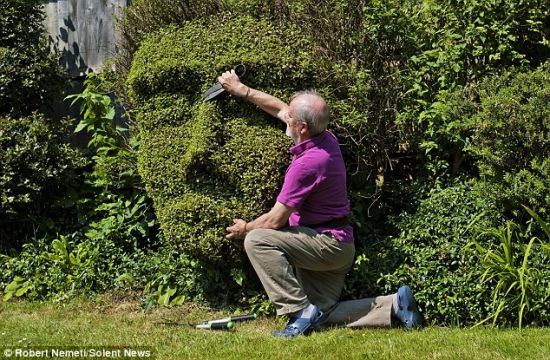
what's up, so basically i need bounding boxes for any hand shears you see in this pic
[203,64,246,101]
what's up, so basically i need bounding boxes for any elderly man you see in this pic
[220,70,422,337]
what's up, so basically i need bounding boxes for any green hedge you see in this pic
[347,175,549,326]
[374,180,501,326]
[395,0,548,177]
[468,64,550,217]
[127,16,319,106]
[0,46,64,117]
[0,0,64,117]
[0,0,45,49]
[114,0,224,88]
[433,63,550,217]
[0,114,84,250]
[127,15,317,262]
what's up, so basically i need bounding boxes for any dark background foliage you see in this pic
[0,114,84,252]
[0,0,65,117]
[0,0,81,250]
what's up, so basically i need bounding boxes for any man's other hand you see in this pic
[226,218,247,240]
[218,70,248,97]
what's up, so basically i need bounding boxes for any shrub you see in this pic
[127,15,317,266]
[127,17,319,105]
[115,0,224,69]
[140,247,232,308]
[0,0,45,48]
[0,46,64,117]
[396,0,549,177]
[0,114,85,250]
[111,0,225,104]
[1,73,160,302]
[66,72,142,194]
[0,1,65,117]
[1,229,149,302]
[467,64,550,217]
[367,179,502,326]
[427,64,550,217]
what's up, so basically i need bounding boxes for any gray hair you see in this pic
[291,89,330,136]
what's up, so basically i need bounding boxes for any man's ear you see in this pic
[300,122,308,136]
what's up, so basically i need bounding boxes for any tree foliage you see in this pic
[0,114,84,251]
[0,0,64,117]
[0,0,45,48]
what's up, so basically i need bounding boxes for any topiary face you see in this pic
[127,15,320,261]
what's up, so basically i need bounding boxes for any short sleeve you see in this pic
[276,162,319,209]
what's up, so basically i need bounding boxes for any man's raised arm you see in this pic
[218,70,289,122]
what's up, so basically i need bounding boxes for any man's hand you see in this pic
[226,219,247,240]
[217,70,289,120]
[218,70,248,98]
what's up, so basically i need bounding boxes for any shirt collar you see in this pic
[289,130,328,156]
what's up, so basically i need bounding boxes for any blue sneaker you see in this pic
[394,286,422,329]
[273,305,321,338]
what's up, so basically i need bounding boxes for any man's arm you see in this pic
[247,201,293,230]
[218,70,289,122]
[225,201,294,240]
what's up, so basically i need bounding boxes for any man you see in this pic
[219,70,422,337]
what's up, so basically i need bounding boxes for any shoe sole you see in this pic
[396,286,422,329]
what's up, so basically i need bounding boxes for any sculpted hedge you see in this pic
[127,15,320,261]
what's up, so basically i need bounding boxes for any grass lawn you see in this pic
[0,298,549,360]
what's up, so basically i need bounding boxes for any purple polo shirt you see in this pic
[277,130,354,243]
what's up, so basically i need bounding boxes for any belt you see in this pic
[308,216,350,229]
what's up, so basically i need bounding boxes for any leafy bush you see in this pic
[127,17,319,104]
[427,64,550,217]
[127,15,317,265]
[1,73,160,302]
[0,0,65,117]
[1,228,149,302]
[397,0,549,176]
[140,247,234,309]
[0,114,85,250]
[0,0,76,249]
[366,179,502,326]
[0,46,64,117]
[66,73,142,194]
[115,0,224,69]
[0,0,45,48]
[467,64,550,217]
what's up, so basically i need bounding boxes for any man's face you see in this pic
[285,100,306,144]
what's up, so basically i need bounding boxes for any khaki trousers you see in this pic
[244,226,393,328]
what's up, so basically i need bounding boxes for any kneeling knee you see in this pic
[244,229,269,254]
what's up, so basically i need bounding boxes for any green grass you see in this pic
[1,299,549,360]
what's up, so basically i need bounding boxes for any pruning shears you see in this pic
[203,63,247,101]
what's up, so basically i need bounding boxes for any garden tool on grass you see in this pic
[203,63,246,101]
[157,319,234,331]
[159,313,257,331]
[195,313,257,330]
[196,321,235,330]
